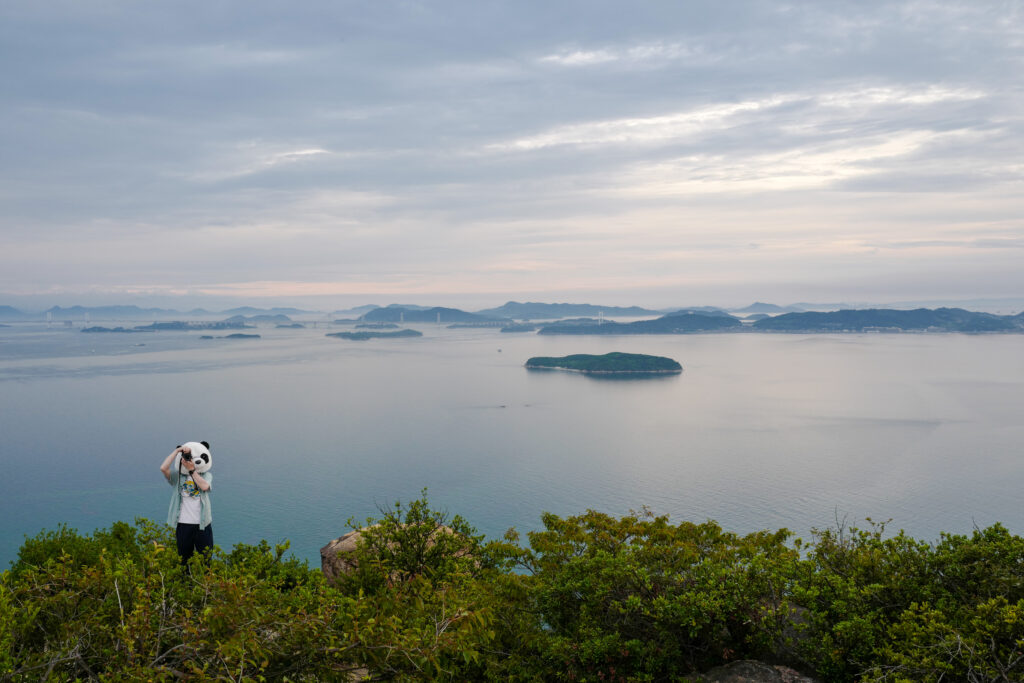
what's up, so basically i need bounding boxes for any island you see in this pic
[500,323,537,333]
[752,307,1022,333]
[355,322,400,329]
[81,326,152,333]
[525,352,682,375]
[477,301,664,319]
[360,305,506,324]
[538,311,742,335]
[199,333,261,340]
[326,329,423,340]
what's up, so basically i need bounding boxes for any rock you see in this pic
[320,524,470,586]
[685,660,820,683]
[320,529,364,585]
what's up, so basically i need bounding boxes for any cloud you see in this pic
[538,41,708,67]
[1,0,1022,306]
[489,85,988,153]
[488,95,800,151]
[181,144,332,182]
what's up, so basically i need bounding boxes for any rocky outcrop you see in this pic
[320,524,468,586]
[685,660,820,683]
[319,529,365,585]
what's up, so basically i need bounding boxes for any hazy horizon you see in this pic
[4,293,1024,317]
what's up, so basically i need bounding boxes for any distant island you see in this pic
[0,304,313,322]
[3,300,1024,333]
[326,329,423,340]
[360,306,506,324]
[199,333,261,340]
[81,326,152,334]
[80,322,257,333]
[752,307,1024,333]
[478,301,665,319]
[538,311,742,335]
[134,320,254,331]
[355,322,400,329]
[525,352,682,375]
[500,323,538,333]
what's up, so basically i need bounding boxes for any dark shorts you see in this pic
[176,523,214,564]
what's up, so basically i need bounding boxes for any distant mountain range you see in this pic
[0,305,315,321]
[731,302,802,314]
[3,300,1023,329]
[220,306,310,316]
[360,306,505,324]
[0,305,25,320]
[476,301,663,319]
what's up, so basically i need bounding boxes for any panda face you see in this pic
[181,441,212,474]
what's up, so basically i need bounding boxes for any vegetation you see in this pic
[80,326,152,333]
[500,323,538,333]
[326,329,423,340]
[753,308,1020,332]
[538,312,742,335]
[3,496,1023,681]
[525,352,683,374]
[199,333,261,340]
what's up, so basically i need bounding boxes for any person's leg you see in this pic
[195,525,214,558]
[176,523,197,564]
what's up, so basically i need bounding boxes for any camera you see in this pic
[181,452,192,461]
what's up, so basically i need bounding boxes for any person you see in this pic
[160,441,213,564]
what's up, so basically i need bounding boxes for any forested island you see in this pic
[354,322,399,329]
[326,329,423,340]
[532,307,1024,335]
[81,326,152,333]
[538,310,742,335]
[752,307,1024,332]
[525,351,682,374]
[500,323,537,333]
[5,494,1021,682]
[198,333,261,340]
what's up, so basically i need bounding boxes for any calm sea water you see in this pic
[2,323,1022,568]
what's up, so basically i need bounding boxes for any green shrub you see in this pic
[791,520,1024,682]
[4,504,1023,682]
[520,509,797,681]
[1,512,500,681]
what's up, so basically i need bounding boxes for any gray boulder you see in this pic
[319,529,364,585]
[686,660,820,682]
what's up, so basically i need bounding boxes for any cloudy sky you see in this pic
[1,1,1022,310]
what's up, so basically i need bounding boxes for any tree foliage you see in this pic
[2,496,1022,681]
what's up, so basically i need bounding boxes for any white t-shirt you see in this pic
[178,469,203,524]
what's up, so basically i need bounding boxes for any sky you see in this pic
[1,1,1022,311]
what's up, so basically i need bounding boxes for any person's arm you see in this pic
[160,446,184,482]
[189,466,211,492]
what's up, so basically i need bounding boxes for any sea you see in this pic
[2,321,1022,569]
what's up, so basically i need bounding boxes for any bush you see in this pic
[519,509,797,681]
[791,520,1024,682]
[1,510,500,681]
[3,503,1023,682]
